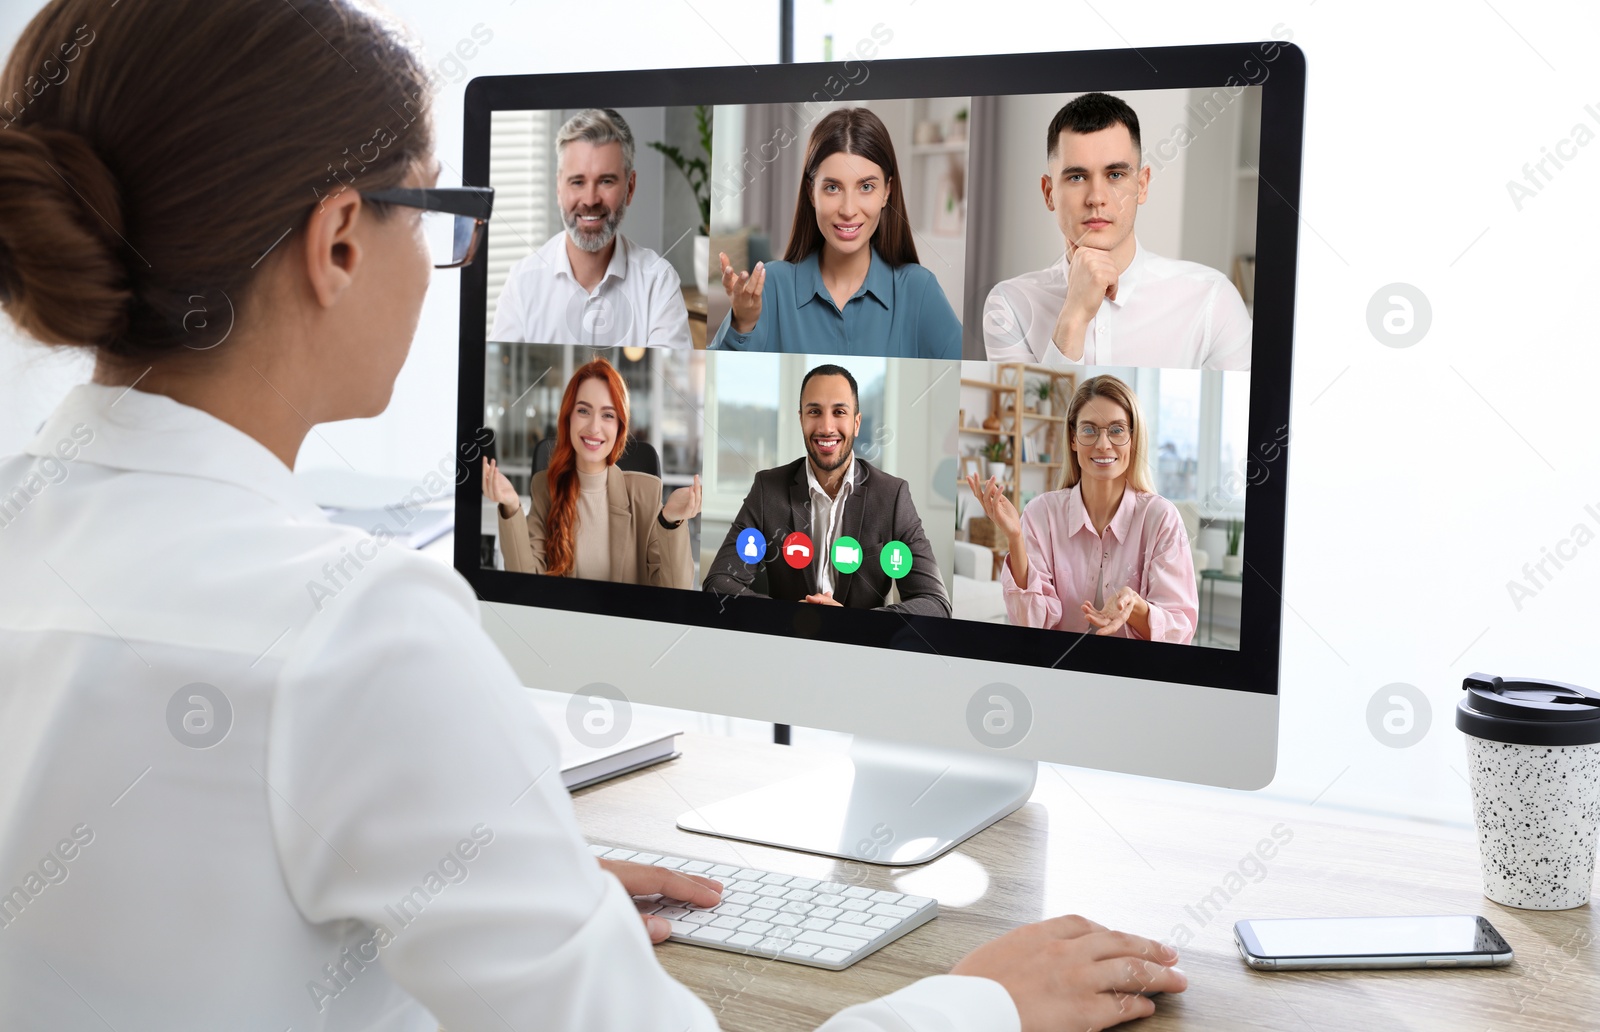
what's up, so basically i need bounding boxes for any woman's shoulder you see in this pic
[616,468,665,503]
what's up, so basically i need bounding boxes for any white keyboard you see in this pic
[590,844,938,970]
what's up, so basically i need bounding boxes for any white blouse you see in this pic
[0,383,1017,1031]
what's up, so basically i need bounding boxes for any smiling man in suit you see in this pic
[704,364,949,617]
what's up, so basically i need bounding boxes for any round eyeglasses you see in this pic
[1074,422,1131,446]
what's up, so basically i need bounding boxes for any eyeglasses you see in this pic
[1075,422,1131,446]
[360,186,495,269]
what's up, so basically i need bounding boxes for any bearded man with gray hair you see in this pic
[492,108,692,349]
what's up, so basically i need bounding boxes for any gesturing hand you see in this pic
[661,474,701,525]
[483,458,519,514]
[719,252,765,334]
[1082,585,1143,636]
[966,473,1022,545]
[951,914,1186,1032]
[598,859,723,944]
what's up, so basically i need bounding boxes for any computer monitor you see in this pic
[454,39,1304,864]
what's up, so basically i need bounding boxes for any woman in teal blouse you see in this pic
[711,107,963,360]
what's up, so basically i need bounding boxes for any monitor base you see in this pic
[676,737,1036,866]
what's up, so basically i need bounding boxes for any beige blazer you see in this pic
[498,465,693,589]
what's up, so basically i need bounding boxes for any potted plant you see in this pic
[647,104,712,292]
[1222,519,1244,576]
[983,439,1010,486]
[1033,378,1053,417]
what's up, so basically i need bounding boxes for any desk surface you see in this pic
[572,733,1598,1032]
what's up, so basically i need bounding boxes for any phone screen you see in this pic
[1240,916,1508,958]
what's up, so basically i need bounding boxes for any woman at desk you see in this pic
[482,357,698,588]
[710,107,963,360]
[968,375,1199,643]
[0,1,1183,1027]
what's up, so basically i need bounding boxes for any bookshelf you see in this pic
[957,363,1076,512]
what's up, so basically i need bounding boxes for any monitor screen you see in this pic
[456,41,1301,699]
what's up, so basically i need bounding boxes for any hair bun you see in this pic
[0,123,132,346]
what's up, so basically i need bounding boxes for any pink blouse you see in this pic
[1000,484,1199,644]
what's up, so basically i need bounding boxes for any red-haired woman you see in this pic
[711,107,963,359]
[482,357,700,587]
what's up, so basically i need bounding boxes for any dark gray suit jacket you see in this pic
[704,457,950,618]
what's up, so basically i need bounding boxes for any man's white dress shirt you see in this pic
[0,383,1016,1031]
[806,455,858,597]
[983,240,1252,370]
[491,231,693,349]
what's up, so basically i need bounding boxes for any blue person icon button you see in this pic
[736,527,767,565]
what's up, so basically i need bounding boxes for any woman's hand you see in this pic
[1082,586,1145,636]
[951,914,1186,1032]
[966,473,1022,543]
[483,458,520,517]
[599,859,723,944]
[719,252,765,334]
[661,474,701,525]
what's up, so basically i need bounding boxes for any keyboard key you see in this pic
[837,911,870,925]
[797,930,864,951]
[635,902,662,915]
[727,932,764,948]
[787,878,820,890]
[716,904,748,918]
[602,848,636,861]
[784,889,817,902]
[869,903,916,920]
[771,913,802,927]
[734,868,765,880]
[783,942,822,959]
[656,906,689,920]
[629,853,663,865]
[710,915,745,930]
[815,882,850,894]
[689,926,735,943]
[766,926,802,941]
[755,884,790,898]
[779,901,814,915]
[866,915,900,929]
[587,844,609,856]
[655,857,690,870]
[729,880,762,893]
[683,912,717,925]
[815,947,853,964]
[668,920,697,936]
[812,906,843,921]
[900,896,935,910]
[829,922,880,941]
[680,861,713,873]
[707,864,740,878]
[760,873,794,886]
[725,892,759,905]
[869,890,903,904]
[801,917,833,931]
[841,899,873,912]
[841,887,874,899]
[741,921,773,935]
[813,893,846,907]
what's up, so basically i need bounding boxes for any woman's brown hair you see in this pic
[544,358,630,578]
[0,0,435,360]
[782,107,919,267]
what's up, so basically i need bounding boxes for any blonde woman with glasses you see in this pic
[967,374,1198,642]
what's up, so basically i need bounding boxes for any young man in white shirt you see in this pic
[491,108,693,349]
[983,93,1252,370]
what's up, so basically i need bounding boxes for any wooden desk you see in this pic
[573,734,1598,1031]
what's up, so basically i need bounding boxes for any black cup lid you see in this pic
[1456,672,1600,746]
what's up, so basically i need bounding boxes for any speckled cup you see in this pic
[1457,673,1600,911]
[1463,737,1600,909]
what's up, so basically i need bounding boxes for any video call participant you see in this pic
[710,107,962,360]
[983,92,1252,370]
[967,375,1197,642]
[491,108,692,349]
[483,357,700,587]
[705,364,950,616]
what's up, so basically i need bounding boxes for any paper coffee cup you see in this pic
[1456,672,1600,910]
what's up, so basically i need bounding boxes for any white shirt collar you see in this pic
[26,383,328,522]
[550,231,632,286]
[804,453,857,501]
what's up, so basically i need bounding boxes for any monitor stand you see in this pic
[676,736,1037,866]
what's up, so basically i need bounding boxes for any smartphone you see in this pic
[1233,915,1513,970]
